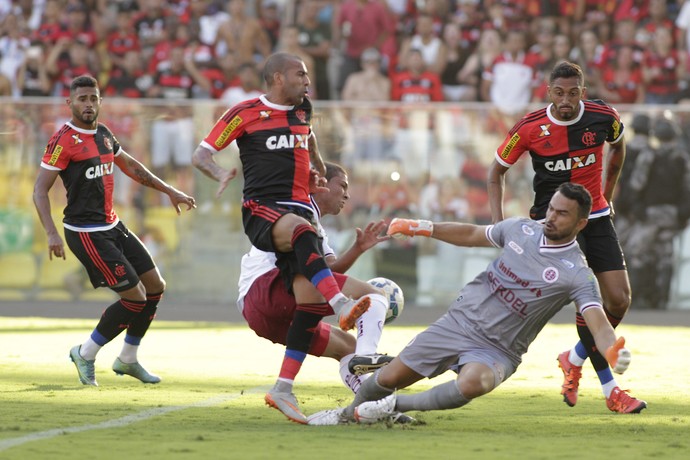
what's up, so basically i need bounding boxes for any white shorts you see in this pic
[151,118,195,168]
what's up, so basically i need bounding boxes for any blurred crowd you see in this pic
[0,0,689,110]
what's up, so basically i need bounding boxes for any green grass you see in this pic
[0,317,689,460]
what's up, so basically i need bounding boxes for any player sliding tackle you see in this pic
[308,183,638,425]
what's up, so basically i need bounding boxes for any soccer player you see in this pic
[192,53,371,423]
[486,61,645,414]
[33,75,196,387]
[239,162,397,422]
[308,183,636,425]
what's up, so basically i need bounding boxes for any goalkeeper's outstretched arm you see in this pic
[387,218,493,248]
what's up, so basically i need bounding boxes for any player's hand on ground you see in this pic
[169,189,197,214]
[355,220,390,252]
[215,168,238,198]
[386,218,434,239]
[47,233,66,260]
[309,168,329,194]
[605,336,631,374]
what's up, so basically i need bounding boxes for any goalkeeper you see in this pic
[308,183,643,425]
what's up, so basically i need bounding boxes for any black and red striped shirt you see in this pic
[495,100,624,220]
[200,95,312,205]
[40,122,122,231]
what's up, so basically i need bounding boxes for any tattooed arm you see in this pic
[115,150,196,214]
[603,135,626,204]
[191,145,237,198]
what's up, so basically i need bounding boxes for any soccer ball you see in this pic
[367,277,404,324]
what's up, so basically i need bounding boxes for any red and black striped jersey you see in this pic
[200,95,313,206]
[40,122,122,231]
[495,100,624,220]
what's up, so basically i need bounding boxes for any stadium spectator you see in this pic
[488,61,644,414]
[599,18,645,67]
[390,48,443,102]
[0,12,31,96]
[216,0,272,65]
[457,27,502,102]
[103,49,149,98]
[33,75,195,387]
[296,0,332,100]
[147,46,210,201]
[0,71,10,95]
[182,0,229,48]
[569,28,604,100]
[192,53,372,424]
[276,24,315,96]
[481,29,542,130]
[642,27,684,104]
[220,62,262,107]
[625,116,690,310]
[439,21,475,102]
[16,42,52,96]
[640,0,677,47]
[205,50,242,100]
[257,0,282,51]
[333,0,395,96]
[132,0,171,62]
[46,37,100,97]
[32,0,62,46]
[398,13,447,75]
[106,3,140,71]
[306,183,639,426]
[598,45,645,104]
[342,47,391,102]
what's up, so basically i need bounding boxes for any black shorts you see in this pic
[64,221,156,292]
[576,215,627,273]
[241,199,317,252]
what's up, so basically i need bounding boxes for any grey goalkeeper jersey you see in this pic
[451,217,603,366]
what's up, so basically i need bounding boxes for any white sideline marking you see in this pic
[0,386,269,452]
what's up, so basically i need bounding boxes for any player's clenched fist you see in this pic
[605,336,631,374]
[387,218,434,239]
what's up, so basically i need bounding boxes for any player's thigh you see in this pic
[64,228,140,292]
[341,276,380,299]
[272,213,313,252]
[595,269,631,314]
[321,327,356,361]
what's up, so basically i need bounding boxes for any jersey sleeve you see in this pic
[571,268,604,314]
[101,123,122,156]
[495,119,531,167]
[606,107,624,144]
[40,130,72,170]
[200,106,248,152]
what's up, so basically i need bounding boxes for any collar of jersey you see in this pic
[545,101,585,126]
[67,121,97,134]
[260,94,294,111]
[539,234,578,253]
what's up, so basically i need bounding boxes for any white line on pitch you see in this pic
[0,385,270,453]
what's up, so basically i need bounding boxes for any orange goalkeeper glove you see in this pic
[605,336,631,374]
[387,218,433,239]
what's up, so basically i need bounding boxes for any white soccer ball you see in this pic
[367,277,404,324]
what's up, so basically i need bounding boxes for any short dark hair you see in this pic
[549,61,584,86]
[325,162,347,181]
[263,52,302,86]
[70,75,98,95]
[557,182,592,219]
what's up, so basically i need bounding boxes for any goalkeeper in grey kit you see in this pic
[308,183,637,425]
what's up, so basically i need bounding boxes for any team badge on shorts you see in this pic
[114,264,126,278]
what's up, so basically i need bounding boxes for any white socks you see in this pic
[118,342,139,364]
[79,337,102,361]
[355,293,387,355]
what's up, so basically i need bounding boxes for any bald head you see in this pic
[263,52,304,87]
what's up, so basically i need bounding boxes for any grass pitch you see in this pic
[0,317,688,460]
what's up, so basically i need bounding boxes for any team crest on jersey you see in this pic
[581,130,597,146]
[260,110,272,120]
[539,124,551,137]
[48,145,63,165]
[542,267,559,283]
[295,109,307,124]
[72,134,83,144]
[521,224,535,235]
[104,137,112,150]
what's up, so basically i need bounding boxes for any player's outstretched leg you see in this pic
[69,345,97,386]
[112,358,161,384]
[557,348,583,407]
